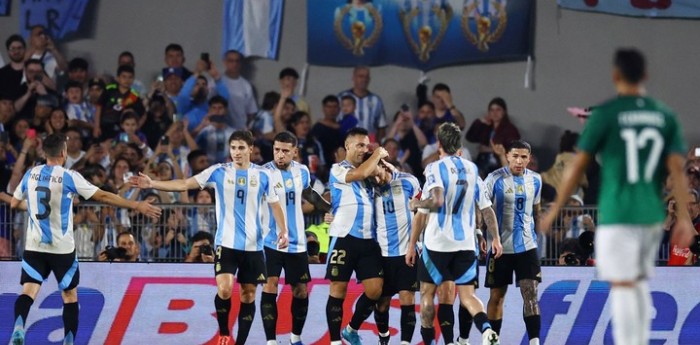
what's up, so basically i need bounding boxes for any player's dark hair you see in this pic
[345,127,369,143]
[437,122,461,155]
[273,131,298,147]
[44,133,67,158]
[229,130,255,146]
[614,48,646,84]
[507,139,532,153]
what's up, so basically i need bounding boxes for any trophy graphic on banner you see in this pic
[400,0,453,62]
[461,0,507,52]
[334,1,383,56]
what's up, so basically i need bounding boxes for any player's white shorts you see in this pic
[595,224,663,282]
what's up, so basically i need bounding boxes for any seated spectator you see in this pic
[160,206,189,260]
[178,60,229,133]
[28,95,58,134]
[187,149,210,176]
[106,157,134,195]
[100,65,145,140]
[339,95,359,135]
[251,143,265,165]
[117,51,146,96]
[279,67,310,114]
[542,130,588,199]
[557,238,586,266]
[187,189,216,237]
[45,108,69,135]
[94,202,127,253]
[162,121,197,176]
[249,91,279,142]
[81,163,108,188]
[64,80,97,139]
[162,67,185,107]
[195,96,234,164]
[14,58,58,120]
[115,110,149,149]
[72,201,100,259]
[184,231,215,263]
[310,95,342,168]
[466,97,521,178]
[141,94,173,149]
[66,57,89,90]
[97,231,139,262]
[664,190,700,266]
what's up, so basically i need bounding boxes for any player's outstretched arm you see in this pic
[540,152,592,233]
[302,187,331,213]
[482,206,503,258]
[90,189,162,220]
[667,153,696,247]
[269,201,289,249]
[130,172,200,192]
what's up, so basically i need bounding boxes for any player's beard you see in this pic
[275,161,290,170]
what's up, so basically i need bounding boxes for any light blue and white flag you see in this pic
[222,0,283,59]
[0,0,9,16]
[20,0,90,39]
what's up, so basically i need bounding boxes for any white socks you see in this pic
[529,338,540,345]
[610,285,642,345]
[636,281,652,345]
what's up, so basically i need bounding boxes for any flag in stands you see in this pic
[222,0,283,59]
[20,0,90,39]
[0,0,9,16]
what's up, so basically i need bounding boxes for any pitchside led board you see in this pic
[307,0,535,70]
[1,263,699,344]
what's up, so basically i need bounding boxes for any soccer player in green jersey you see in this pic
[541,48,695,345]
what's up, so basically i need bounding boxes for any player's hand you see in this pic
[671,218,696,248]
[409,198,420,212]
[491,238,503,258]
[136,200,162,220]
[405,245,416,267]
[277,231,289,249]
[477,234,487,254]
[374,147,389,159]
[130,172,153,189]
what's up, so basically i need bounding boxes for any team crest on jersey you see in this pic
[285,178,294,189]
[237,177,246,186]
[250,176,258,187]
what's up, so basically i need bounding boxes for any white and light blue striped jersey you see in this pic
[419,156,491,252]
[194,163,282,251]
[261,161,311,253]
[337,89,387,135]
[485,167,542,254]
[13,165,99,254]
[375,172,420,257]
[329,160,375,239]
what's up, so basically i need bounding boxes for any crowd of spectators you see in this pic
[0,26,697,264]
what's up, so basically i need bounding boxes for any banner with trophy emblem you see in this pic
[307,0,534,70]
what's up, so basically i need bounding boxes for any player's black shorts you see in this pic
[418,249,477,286]
[485,248,542,288]
[325,235,383,282]
[21,250,80,291]
[215,246,266,284]
[381,255,418,296]
[264,246,311,285]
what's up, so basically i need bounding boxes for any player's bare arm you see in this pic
[481,206,503,258]
[4,192,27,211]
[269,201,289,249]
[406,211,427,267]
[90,189,162,220]
[344,147,389,182]
[540,152,592,233]
[130,172,200,191]
[408,187,444,212]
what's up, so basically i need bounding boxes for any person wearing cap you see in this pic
[177,58,230,133]
[162,67,184,106]
[0,34,26,100]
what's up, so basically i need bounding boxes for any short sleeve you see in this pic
[69,171,99,199]
[475,177,492,210]
[12,170,32,200]
[422,163,443,194]
[534,174,542,205]
[330,163,351,184]
[577,108,608,156]
[417,186,430,214]
[664,112,687,156]
[301,165,311,189]
[265,170,281,204]
[194,164,222,189]
[484,172,496,201]
[406,175,421,199]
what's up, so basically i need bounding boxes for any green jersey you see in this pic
[577,95,686,225]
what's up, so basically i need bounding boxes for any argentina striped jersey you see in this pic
[375,172,420,257]
[329,160,375,239]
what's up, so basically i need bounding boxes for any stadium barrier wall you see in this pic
[1,263,698,344]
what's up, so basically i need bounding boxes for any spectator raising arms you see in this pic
[466,97,521,178]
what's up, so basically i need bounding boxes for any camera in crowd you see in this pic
[559,230,595,266]
[104,245,128,261]
[199,244,213,256]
